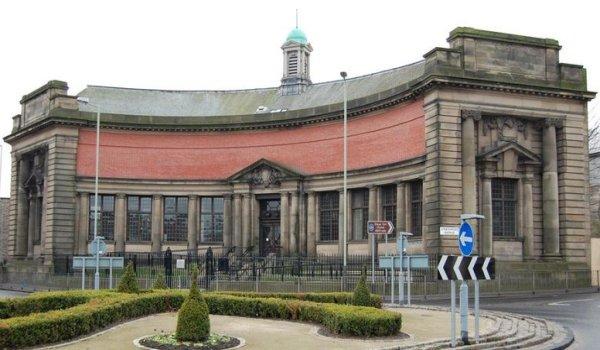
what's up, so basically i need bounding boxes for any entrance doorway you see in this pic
[259,199,281,256]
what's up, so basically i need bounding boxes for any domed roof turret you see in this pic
[286,27,308,45]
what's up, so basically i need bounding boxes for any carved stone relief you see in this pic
[246,164,283,188]
[482,116,528,140]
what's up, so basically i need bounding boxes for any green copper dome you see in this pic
[286,27,308,45]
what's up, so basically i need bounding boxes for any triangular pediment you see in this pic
[477,140,541,164]
[229,158,303,187]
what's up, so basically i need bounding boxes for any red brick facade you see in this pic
[76,99,425,180]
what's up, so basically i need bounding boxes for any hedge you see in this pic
[0,290,399,348]
[214,291,382,308]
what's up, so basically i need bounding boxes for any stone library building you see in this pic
[3,27,595,271]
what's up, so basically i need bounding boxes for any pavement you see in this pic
[39,308,492,350]
[416,291,600,350]
[0,289,28,298]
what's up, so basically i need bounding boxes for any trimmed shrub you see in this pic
[0,293,90,319]
[117,261,139,293]
[152,272,167,290]
[176,268,210,342]
[353,269,372,306]
[213,291,382,308]
[0,289,398,348]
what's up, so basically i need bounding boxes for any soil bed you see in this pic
[138,333,240,350]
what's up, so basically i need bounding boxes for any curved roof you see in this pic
[286,27,308,44]
[76,61,425,118]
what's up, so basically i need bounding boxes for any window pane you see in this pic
[165,197,176,214]
[491,178,517,237]
[140,197,152,213]
[128,196,139,211]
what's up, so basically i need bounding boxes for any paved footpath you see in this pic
[45,308,491,350]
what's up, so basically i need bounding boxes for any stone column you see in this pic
[395,183,406,233]
[542,119,561,258]
[187,195,198,252]
[222,194,232,248]
[78,193,90,255]
[338,191,345,256]
[151,194,163,254]
[481,177,493,256]
[242,194,251,249]
[114,193,127,253]
[306,192,317,257]
[522,175,535,259]
[299,193,307,256]
[461,110,479,215]
[280,192,290,255]
[289,191,299,255]
[368,186,378,257]
[16,158,30,257]
[233,194,242,254]
[27,194,36,258]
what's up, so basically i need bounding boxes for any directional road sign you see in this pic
[88,236,107,256]
[368,221,394,235]
[437,255,495,280]
[379,254,429,269]
[458,221,474,256]
[73,256,124,269]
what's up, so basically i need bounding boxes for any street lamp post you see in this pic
[340,72,348,272]
[77,96,101,290]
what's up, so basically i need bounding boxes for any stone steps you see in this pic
[383,306,573,350]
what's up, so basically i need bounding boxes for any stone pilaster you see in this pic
[368,186,379,257]
[233,194,242,254]
[522,175,535,259]
[222,194,232,248]
[461,110,480,215]
[306,192,317,257]
[280,192,289,255]
[298,192,307,256]
[187,195,198,252]
[78,193,90,255]
[15,158,30,257]
[114,193,127,252]
[481,176,493,256]
[542,118,561,258]
[242,194,251,249]
[151,194,163,253]
[289,191,299,255]
[27,195,35,258]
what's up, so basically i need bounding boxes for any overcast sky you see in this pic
[0,0,598,197]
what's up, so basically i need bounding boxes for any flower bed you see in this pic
[0,290,400,349]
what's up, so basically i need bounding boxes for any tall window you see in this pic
[127,196,152,242]
[319,192,339,241]
[200,197,224,243]
[351,189,369,240]
[163,197,188,241]
[410,181,423,236]
[381,185,397,238]
[492,178,517,236]
[89,194,115,241]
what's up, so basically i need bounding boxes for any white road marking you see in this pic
[547,298,594,306]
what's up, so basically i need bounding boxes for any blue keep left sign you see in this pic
[458,221,474,256]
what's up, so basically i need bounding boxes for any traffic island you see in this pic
[135,333,242,350]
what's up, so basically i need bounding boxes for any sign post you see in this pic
[367,221,394,284]
[73,256,125,290]
[457,220,473,344]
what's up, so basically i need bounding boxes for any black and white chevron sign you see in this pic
[437,255,495,280]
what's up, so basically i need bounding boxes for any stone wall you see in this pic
[0,198,9,264]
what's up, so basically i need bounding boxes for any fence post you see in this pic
[565,270,569,292]
[532,271,535,295]
[497,273,501,296]
[424,274,428,300]
[255,270,259,293]
[597,270,599,292]
[297,276,301,293]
